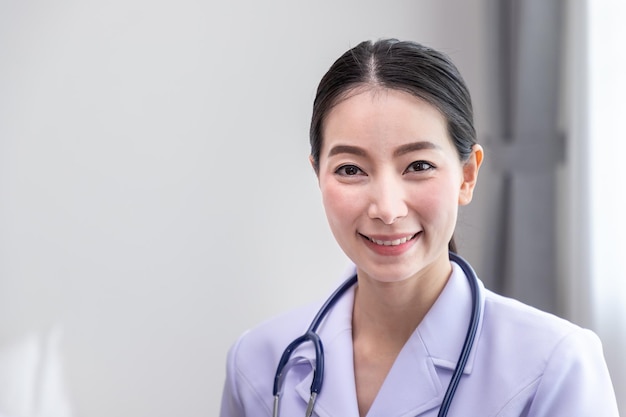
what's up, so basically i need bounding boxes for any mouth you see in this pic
[360,232,420,247]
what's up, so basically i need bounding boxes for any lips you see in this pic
[361,233,419,246]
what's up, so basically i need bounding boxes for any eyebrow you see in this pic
[393,141,441,157]
[326,141,440,158]
[327,145,367,158]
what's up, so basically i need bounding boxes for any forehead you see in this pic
[321,88,452,154]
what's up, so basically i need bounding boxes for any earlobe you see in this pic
[458,144,484,206]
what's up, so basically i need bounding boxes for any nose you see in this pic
[367,175,408,224]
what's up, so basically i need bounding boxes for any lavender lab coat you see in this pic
[220,262,620,417]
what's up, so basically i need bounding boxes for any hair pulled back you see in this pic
[309,39,477,253]
[310,38,476,168]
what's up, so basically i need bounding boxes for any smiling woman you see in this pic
[219,39,619,417]
[316,87,483,417]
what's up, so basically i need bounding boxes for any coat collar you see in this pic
[293,279,359,417]
[292,261,485,417]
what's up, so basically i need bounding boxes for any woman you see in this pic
[219,39,619,417]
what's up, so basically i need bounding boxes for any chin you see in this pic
[357,263,417,284]
[355,251,450,283]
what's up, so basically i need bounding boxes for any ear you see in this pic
[458,144,483,206]
[309,155,320,180]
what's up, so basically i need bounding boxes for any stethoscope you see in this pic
[272,252,482,417]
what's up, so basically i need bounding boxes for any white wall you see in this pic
[0,1,491,416]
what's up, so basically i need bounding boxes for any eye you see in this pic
[335,164,365,176]
[405,161,435,173]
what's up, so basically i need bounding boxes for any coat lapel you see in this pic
[365,331,444,417]
[418,262,484,375]
[292,262,484,417]
[294,279,360,417]
[367,262,484,416]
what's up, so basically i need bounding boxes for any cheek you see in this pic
[320,180,364,234]
[408,179,460,222]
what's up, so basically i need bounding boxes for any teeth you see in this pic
[370,235,413,246]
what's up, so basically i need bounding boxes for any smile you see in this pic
[362,233,418,246]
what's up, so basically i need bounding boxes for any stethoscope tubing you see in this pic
[438,252,482,416]
[272,252,481,417]
[273,273,357,399]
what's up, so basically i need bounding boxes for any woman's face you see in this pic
[314,88,482,284]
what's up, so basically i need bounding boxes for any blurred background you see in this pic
[0,0,624,416]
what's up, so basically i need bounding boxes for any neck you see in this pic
[352,260,452,345]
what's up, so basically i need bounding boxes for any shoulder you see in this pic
[479,288,595,364]
[225,302,320,389]
[220,303,321,416]
[472,289,618,415]
[482,289,579,337]
[229,302,319,368]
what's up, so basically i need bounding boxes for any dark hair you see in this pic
[309,39,477,253]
